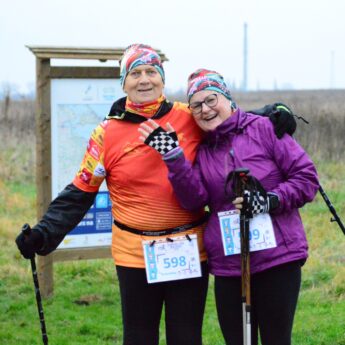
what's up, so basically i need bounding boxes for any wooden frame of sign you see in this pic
[28,46,168,297]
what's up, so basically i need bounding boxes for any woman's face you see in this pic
[123,65,164,104]
[189,90,232,132]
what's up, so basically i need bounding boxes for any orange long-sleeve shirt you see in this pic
[73,102,207,268]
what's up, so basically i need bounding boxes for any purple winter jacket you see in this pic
[165,108,319,276]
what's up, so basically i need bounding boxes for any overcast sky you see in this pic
[1,0,344,95]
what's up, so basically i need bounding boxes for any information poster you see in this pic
[51,79,124,249]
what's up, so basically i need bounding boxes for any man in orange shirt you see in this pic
[16,44,209,345]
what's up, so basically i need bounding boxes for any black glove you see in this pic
[15,228,44,259]
[144,126,179,155]
[243,190,279,217]
[249,102,296,139]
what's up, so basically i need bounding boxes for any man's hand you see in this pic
[15,227,44,259]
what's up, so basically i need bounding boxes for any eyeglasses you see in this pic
[189,93,218,115]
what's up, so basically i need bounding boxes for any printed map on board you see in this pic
[55,104,109,192]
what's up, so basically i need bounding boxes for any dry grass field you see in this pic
[233,89,345,161]
[0,97,35,183]
[171,88,345,161]
[1,89,344,183]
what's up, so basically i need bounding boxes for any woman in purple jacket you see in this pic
[139,68,319,345]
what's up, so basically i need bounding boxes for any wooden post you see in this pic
[35,57,54,298]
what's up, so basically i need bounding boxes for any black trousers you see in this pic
[116,261,209,345]
[215,260,302,345]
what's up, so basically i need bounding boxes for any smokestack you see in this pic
[242,22,248,91]
[330,50,335,89]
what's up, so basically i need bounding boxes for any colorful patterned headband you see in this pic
[120,44,165,87]
[187,68,232,101]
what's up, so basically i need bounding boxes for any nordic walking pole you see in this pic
[22,223,49,345]
[234,168,251,345]
[318,185,345,235]
[242,214,251,345]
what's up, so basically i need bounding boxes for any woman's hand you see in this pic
[232,191,279,217]
[232,196,244,214]
[138,119,175,142]
[138,119,181,158]
[138,119,159,142]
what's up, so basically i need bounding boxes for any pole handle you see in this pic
[233,167,250,197]
[22,223,32,236]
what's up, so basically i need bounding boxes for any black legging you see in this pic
[116,261,209,345]
[215,260,302,345]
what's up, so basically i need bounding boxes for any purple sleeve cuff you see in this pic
[163,147,183,161]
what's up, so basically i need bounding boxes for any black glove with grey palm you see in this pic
[249,102,308,139]
[16,228,44,259]
[144,126,179,155]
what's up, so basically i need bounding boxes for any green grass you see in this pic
[1,161,344,344]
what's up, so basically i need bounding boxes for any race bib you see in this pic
[218,210,277,256]
[142,234,201,284]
